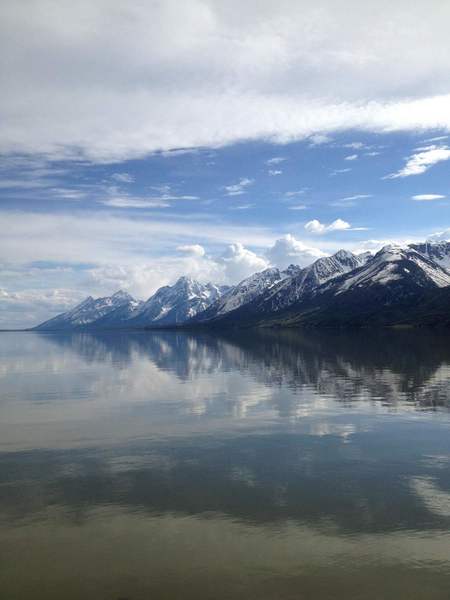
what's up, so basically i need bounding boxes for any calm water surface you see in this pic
[1,329,450,599]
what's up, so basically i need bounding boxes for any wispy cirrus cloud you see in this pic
[386,145,450,178]
[223,178,254,196]
[411,194,446,201]
[330,168,352,176]
[265,157,286,165]
[330,194,372,207]
[111,172,134,183]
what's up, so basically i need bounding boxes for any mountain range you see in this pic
[33,240,450,331]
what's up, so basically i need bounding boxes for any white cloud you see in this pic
[309,134,332,146]
[266,234,326,269]
[229,203,255,210]
[101,198,170,208]
[285,190,306,197]
[177,244,206,257]
[411,194,446,201]
[266,157,286,165]
[386,145,450,178]
[0,287,85,329]
[288,204,307,210]
[331,193,372,207]
[427,230,450,242]
[268,169,282,176]
[217,243,269,283]
[305,219,351,234]
[111,172,134,183]
[330,168,351,176]
[224,178,254,196]
[3,1,450,161]
[422,135,448,143]
[345,154,358,161]
[341,194,372,201]
[343,142,364,149]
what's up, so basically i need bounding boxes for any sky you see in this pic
[1,0,450,328]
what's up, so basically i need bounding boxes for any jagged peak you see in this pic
[111,289,134,300]
[77,295,94,307]
[333,249,355,259]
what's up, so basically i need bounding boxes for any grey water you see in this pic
[1,328,450,599]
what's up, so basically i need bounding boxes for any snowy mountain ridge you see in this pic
[33,240,450,330]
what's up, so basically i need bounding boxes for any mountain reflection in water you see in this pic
[1,329,450,600]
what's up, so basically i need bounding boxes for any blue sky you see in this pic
[1,1,450,327]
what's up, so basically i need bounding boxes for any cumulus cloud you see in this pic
[411,194,446,201]
[268,169,282,176]
[177,244,206,257]
[386,145,450,178]
[3,1,450,161]
[266,234,326,269]
[0,287,85,329]
[217,243,269,282]
[305,219,351,234]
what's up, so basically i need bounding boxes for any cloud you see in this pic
[99,184,199,208]
[341,194,372,201]
[285,190,306,197]
[386,145,450,178]
[229,203,255,210]
[217,243,269,282]
[111,172,134,183]
[309,134,332,146]
[266,234,326,269]
[266,157,286,165]
[268,169,282,176]
[330,168,351,176]
[305,219,351,234]
[288,204,307,210]
[330,193,372,207]
[177,244,206,257]
[345,154,358,161]
[411,194,446,201]
[3,2,450,162]
[343,142,364,149]
[0,287,86,329]
[101,198,170,208]
[223,178,254,196]
[427,230,450,242]
[422,135,448,143]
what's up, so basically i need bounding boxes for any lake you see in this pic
[1,328,450,599]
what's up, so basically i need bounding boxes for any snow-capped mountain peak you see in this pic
[129,277,228,326]
[409,241,450,272]
[34,290,140,330]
